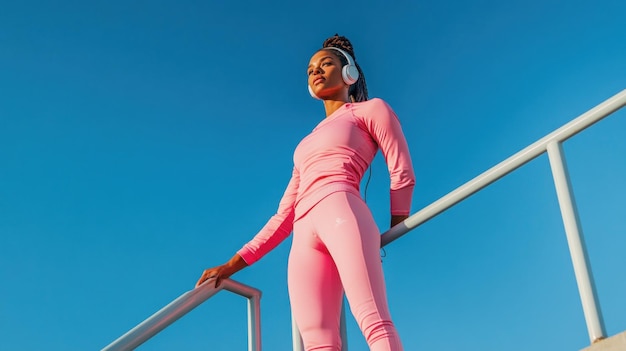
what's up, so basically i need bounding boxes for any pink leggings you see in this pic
[288,192,403,351]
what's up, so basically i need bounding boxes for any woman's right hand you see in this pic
[195,254,248,288]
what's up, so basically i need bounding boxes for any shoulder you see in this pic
[352,97,398,123]
[355,97,392,112]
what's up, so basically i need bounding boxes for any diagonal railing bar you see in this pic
[379,88,626,344]
[102,278,262,351]
[381,89,626,248]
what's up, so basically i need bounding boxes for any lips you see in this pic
[312,77,325,85]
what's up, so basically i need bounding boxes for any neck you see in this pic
[322,98,350,117]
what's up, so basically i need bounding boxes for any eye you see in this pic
[307,69,313,76]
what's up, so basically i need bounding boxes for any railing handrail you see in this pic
[375,88,626,345]
[101,278,262,351]
[381,89,626,247]
[105,89,625,351]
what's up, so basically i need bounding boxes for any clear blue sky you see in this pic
[1,1,625,350]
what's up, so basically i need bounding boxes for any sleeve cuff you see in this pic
[390,187,414,216]
[237,247,258,266]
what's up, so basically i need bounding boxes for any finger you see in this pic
[197,271,219,288]
[195,271,212,288]
[195,275,205,288]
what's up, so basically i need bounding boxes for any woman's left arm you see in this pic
[362,98,416,228]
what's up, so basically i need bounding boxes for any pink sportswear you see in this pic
[237,97,415,265]
[237,97,414,350]
[289,191,404,350]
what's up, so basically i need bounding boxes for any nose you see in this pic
[311,65,323,75]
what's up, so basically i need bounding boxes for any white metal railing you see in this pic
[104,89,625,351]
[101,278,262,351]
[378,88,626,344]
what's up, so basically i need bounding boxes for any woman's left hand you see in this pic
[390,214,408,228]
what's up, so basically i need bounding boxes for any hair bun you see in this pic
[322,34,356,60]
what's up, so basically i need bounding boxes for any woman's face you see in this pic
[307,50,349,100]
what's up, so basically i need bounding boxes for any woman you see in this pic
[196,34,415,351]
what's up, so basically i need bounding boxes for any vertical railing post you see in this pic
[546,141,606,343]
[340,300,348,351]
[291,313,304,351]
[248,295,262,351]
[291,299,349,351]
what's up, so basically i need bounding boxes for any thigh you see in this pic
[288,215,344,349]
[312,192,392,323]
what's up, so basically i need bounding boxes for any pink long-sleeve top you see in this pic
[237,98,415,265]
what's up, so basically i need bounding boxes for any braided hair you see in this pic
[322,34,369,102]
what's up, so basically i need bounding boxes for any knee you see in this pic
[363,319,399,344]
[358,316,403,350]
[300,327,342,351]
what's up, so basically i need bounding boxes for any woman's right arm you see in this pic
[196,167,300,288]
[235,166,299,265]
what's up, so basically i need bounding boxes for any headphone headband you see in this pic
[325,47,356,70]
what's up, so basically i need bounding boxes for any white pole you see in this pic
[340,299,348,351]
[101,279,262,351]
[382,89,626,247]
[102,283,224,351]
[291,300,349,351]
[248,295,262,351]
[291,313,304,351]
[546,141,606,343]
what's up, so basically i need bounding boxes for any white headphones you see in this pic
[308,47,360,99]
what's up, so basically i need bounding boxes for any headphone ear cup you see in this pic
[342,65,359,85]
[325,47,359,86]
[308,84,321,99]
